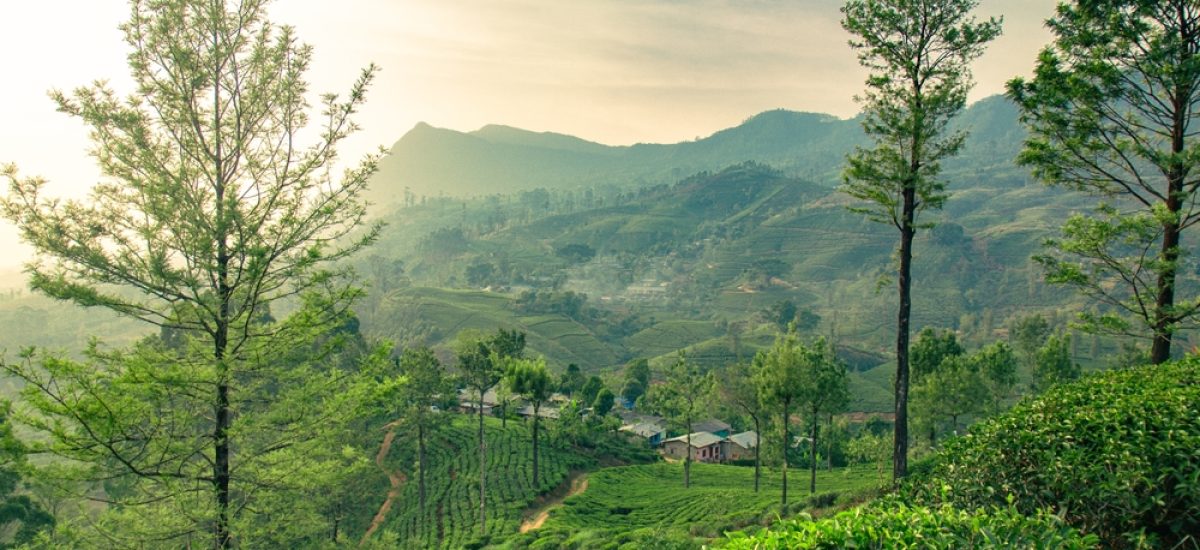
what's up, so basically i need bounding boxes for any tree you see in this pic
[841,0,1000,481]
[1034,333,1081,391]
[559,363,585,397]
[394,347,453,523]
[911,354,989,440]
[0,0,380,545]
[1008,313,1050,371]
[1008,1,1200,364]
[454,329,525,535]
[719,362,767,492]
[794,338,849,494]
[621,358,652,404]
[648,353,713,489]
[910,327,965,383]
[579,375,604,406]
[504,357,553,488]
[755,329,807,505]
[592,388,616,417]
[0,402,54,547]
[971,340,1018,409]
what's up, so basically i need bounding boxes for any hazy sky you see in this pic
[0,0,1057,270]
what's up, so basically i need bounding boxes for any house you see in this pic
[516,404,560,420]
[722,431,758,462]
[457,387,500,415]
[693,419,732,438]
[661,432,725,463]
[620,421,666,447]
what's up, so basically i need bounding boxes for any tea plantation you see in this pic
[370,415,594,548]
[506,462,881,548]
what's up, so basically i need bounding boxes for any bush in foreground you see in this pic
[721,501,1096,549]
[908,359,1200,548]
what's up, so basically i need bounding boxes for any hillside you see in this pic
[357,149,1122,394]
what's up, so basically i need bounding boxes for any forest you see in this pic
[0,0,1197,549]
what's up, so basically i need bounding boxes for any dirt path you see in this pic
[360,421,407,545]
[518,472,589,533]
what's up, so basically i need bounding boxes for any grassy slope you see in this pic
[518,462,880,548]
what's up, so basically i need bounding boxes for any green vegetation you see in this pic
[1010,1,1200,364]
[0,0,382,545]
[841,0,1002,480]
[908,358,1200,548]
[723,500,1096,549]
[511,463,880,549]
[374,415,594,549]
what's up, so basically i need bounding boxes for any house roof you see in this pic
[663,431,724,449]
[620,421,665,438]
[693,418,732,433]
[458,387,500,406]
[728,431,758,449]
[516,404,560,419]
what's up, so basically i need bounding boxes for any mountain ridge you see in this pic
[367,95,1019,206]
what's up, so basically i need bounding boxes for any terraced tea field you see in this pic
[370,415,593,548]
[511,462,881,548]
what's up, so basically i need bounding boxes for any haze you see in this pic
[0,0,1055,271]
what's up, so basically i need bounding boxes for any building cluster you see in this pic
[618,413,758,464]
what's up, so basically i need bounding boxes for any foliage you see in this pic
[505,356,554,487]
[1008,0,1200,363]
[0,0,382,545]
[559,363,585,397]
[515,463,880,549]
[621,359,652,404]
[907,358,1200,548]
[513,290,590,321]
[845,431,891,482]
[394,346,456,513]
[1008,313,1050,369]
[719,361,768,491]
[1033,332,1080,392]
[723,499,1097,549]
[841,0,1002,479]
[646,353,715,488]
[0,402,53,547]
[592,388,616,417]
[910,328,964,383]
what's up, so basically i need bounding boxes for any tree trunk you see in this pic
[826,412,833,471]
[532,402,540,489]
[894,184,916,482]
[478,394,486,535]
[213,186,231,550]
[781,399,789,506]
[753,415,761,493]
[1152,85,1187,364]
[419,423,427,522]
[684,416,692,489]
[929,424,937,448]
[809,409,818,494]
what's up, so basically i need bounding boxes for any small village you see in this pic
[456,387,759,464]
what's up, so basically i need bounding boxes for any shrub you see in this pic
[907,359,1200,548]
[722,500,1097,549]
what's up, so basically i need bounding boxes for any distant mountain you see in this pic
[367,95,1024,208]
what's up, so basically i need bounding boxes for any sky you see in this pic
[0,0,1057,271]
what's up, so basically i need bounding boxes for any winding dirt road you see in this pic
[519,472,589,533]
